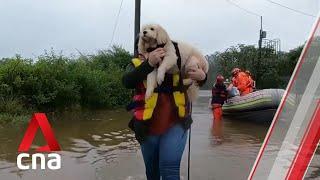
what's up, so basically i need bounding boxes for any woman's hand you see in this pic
[227,83,234,91]
[148,48,166,67]
[188,67,206,81]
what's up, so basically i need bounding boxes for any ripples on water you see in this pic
[0,91,319,179]
[0,109,141,180]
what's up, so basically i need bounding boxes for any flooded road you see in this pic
[0,91,318,180]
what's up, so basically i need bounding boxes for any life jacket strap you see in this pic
[129,42,187,120]
[172,41,184,92]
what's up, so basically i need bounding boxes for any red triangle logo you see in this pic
[18,113,61,152]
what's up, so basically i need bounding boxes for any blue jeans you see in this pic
[140,123,188,180]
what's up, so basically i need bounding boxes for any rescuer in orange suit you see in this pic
[228,68,253,96]
[245,70,255,90]
[211,75,228,121]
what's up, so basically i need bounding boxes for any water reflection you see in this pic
[211,117,224,145]
[0,109,140,179]
[0,91,318,179]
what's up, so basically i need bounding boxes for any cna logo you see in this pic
[17,113,61,170]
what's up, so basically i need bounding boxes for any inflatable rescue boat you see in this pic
[222,89,285,123]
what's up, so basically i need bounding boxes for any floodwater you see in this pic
[0,91,318,180]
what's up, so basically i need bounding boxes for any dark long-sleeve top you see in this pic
[122,61,154,89]
[122,60,207,89]
[211,83,228,105]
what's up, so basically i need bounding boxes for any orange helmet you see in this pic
[231,68,241,76]
[216,74,225,84]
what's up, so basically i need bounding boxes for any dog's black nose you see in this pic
[143,31,147,35]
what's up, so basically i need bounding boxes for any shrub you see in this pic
[0,46,132,123]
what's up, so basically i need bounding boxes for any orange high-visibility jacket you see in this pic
[130,58,188,121]
[233,72,253,96]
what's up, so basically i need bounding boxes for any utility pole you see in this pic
[257,16,266,88]
[134,0,141,57]
[258,16,264,60]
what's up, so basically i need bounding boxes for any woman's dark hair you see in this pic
[134,36,140,58]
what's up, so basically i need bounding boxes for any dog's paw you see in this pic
[145,90,153,100]
[157,71,165,85]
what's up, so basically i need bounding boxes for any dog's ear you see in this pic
[138,36,146,54]
[156,25,170,44]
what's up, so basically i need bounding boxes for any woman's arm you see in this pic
[197,74,207,87]
[122,61,154,89]
[187,68,207,87]
[122,48,165,89]
[227,83,233,91]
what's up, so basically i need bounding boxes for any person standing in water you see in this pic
[122,42,207,179]
[211,74,228,121]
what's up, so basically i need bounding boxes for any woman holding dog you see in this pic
[122,47,206,180]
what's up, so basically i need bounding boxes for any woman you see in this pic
[122,47,206,180]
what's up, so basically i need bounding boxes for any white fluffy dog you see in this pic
[138,24,209,101]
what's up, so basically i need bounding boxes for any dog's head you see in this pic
[138,24,170,53]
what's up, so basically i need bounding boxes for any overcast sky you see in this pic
[0,0,319,58]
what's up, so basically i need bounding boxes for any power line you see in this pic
[109,0,124,47]
[225,0,261,17]
[265,0,316,18]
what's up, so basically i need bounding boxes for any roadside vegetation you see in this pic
[204,44,303,89]
[0,44,303,124]
[0,46,131,125]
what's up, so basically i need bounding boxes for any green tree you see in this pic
[204,44,302,89]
